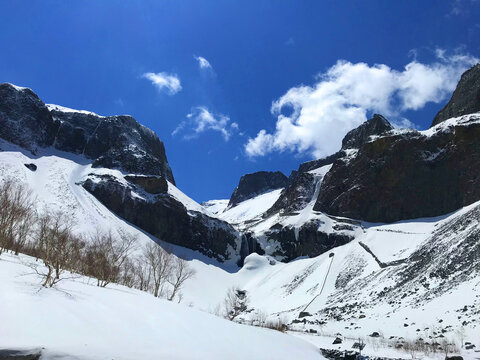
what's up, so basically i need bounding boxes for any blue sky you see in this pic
[1,1,479,202]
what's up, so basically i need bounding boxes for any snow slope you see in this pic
[215,188,283,225]
[1,112,480,358]
[0,252,323,360]
[178,202,480,353]
[0,139,215,251]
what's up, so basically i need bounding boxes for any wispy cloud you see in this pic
[114,98,124,107]
[194,55,213,70]
[245,49,478,158]
[285,37,295,46]
[173,106,238,141]
[142,72,182,95]
[448,0,477,16]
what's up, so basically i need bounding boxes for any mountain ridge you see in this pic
[1,63,480,263]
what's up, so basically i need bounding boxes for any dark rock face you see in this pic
[315,118,480,222]
[228,171,288,207]
[266,171,316,215]
[82,174,239,262]
[332,337,343,344]
[267,115,394,217]
[24,163,37,171]
[432,63,480,127]
[298,151,343,173]
[0,83,57,152]
[341,114,393,150]
[0,349,41,360]
[50,109,175,183]
[0,83,174,183]
[124,175,168,194]
[264,220,353,261]
[238,233,265,266]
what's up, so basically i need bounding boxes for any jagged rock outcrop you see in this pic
[262,220,353,262]
[0,83,174,183]
[0,84,57,151]
[432,63,480,127]
[296,115,391,175]
[82,174,239,262]
[124,175,168,194]
[267,114,394,217]
[315,113,480,222]
[228,171,288,207]
[265,171,316,215]
[341,114,393,149]
[0,83,247,262]
[313,66,480,223]
[298,152,343,173]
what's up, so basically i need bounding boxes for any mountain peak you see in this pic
[341,114,393,150]
[0,83,175,184]
[228,171,288,208]
[431,63,480,127]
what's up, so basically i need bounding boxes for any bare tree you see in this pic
[0,180,35,256]
[119,256,137,288]
[403,340,417,359]
[440,339,457,359]
[29,212,78,287]
[167,257,196,301]
[142,242,173,298]
[84,231,136,287]
[133,256,152,292]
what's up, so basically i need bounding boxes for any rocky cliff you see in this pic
[314,64,480,223]
[81,174,239,262]
[432,63,480,127]
[228,171,288,208]
[267,113,394,217]
[0,83,243,262]
[0,83,174,183]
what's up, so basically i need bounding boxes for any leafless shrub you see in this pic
[0,180,35,256]
[133,256,152,292]
[263,317,288,332]
[391,337,459,359]
[119,256,137,288]
[83,230,136,287]
[223,287,249,321]
[167,256,196,301]
[250,309,268,327]
[142,242,174,297]
[28,211,80,287]
[0,180,198,299]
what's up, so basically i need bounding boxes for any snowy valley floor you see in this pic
[0,252,322,360]
[2,251,479,360]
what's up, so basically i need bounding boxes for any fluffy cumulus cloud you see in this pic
[142,72,182,95]
[173,106,238,141]
[245,50,478,158]
[194,55,213,70]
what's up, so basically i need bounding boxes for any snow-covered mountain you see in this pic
[1,63,480,359]
[0,82,242,263]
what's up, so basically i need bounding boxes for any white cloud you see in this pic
[194,55,213,70]
[173,106,238,141]
[245,50,478,159]
[142,72,182,95]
